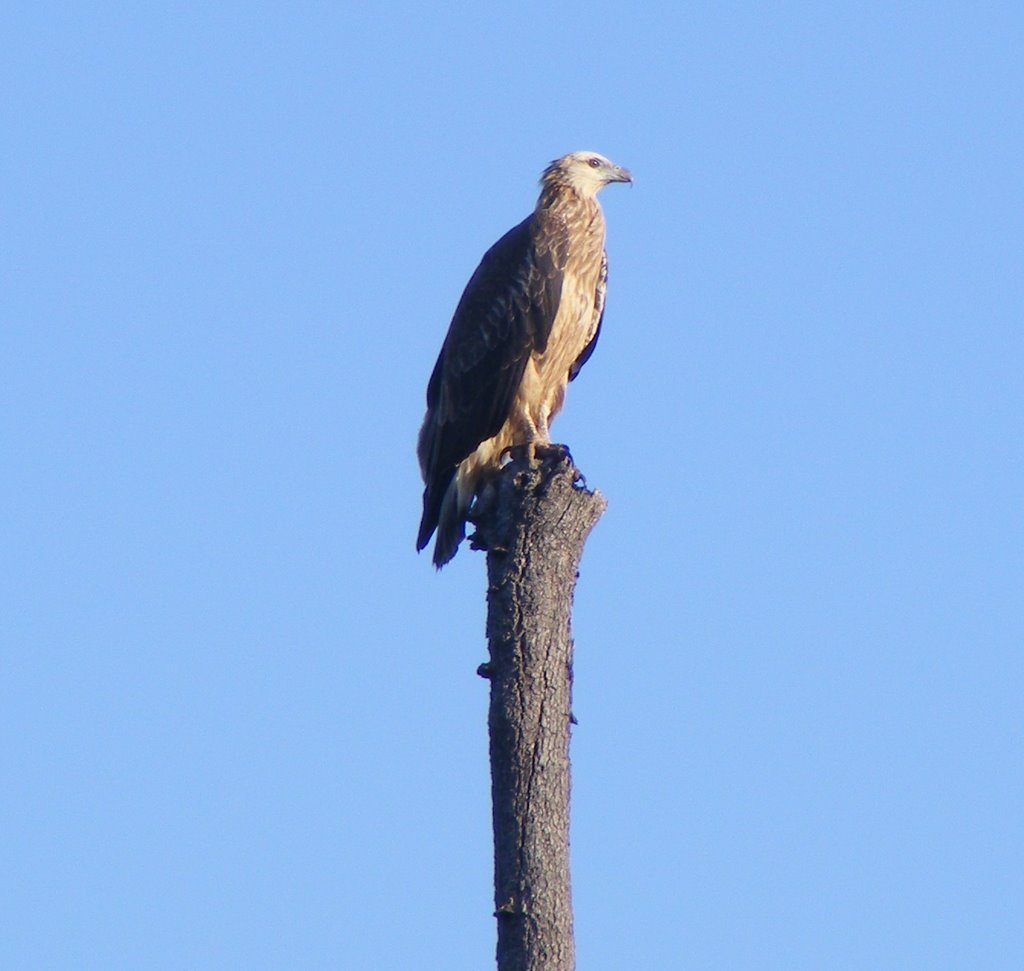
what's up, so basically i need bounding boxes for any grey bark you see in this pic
[470,452,607,971]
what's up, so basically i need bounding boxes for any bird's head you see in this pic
[541,151,633,198]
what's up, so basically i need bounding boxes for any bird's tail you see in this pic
[432,479,467,568]
[416,470,468,569]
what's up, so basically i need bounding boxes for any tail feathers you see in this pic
[416,482,444,553]
[432,482,467,567]
[416,472,468,568]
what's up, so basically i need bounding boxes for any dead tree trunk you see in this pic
[471,452,607,971]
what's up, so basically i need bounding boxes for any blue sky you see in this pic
[3,2,1022,968]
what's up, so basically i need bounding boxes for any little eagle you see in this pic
[416,151,632,567]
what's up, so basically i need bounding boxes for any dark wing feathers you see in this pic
[423,212,568,478]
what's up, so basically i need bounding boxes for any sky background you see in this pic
[3,2,1022,968]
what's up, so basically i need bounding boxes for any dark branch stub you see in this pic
[471,451,606,971]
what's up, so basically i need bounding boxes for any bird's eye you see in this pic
[587,157,602,168]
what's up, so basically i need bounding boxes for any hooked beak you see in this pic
[608,164,633,185]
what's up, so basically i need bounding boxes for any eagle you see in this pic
[416,151,632,567]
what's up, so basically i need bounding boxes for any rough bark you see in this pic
[470,451,606,971]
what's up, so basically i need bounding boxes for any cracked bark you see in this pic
[470,452,606,971]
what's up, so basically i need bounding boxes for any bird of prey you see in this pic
[416,151,632,567]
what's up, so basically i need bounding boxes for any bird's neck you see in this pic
[536,180,600,216]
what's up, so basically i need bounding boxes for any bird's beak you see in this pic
[608,165,633,184]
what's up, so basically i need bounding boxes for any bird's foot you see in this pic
[533,442,573,465]
[536,443,588,488]
[500,441,573,467]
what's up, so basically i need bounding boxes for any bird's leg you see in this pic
[520,410,550,464]
[530,410,573,463]
[535,409,551,445]
[499,410,572,467]
[500,412,545,466]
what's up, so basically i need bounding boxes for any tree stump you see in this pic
[471,451,606,971]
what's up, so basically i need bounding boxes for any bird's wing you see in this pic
[569,249,607,382]
[422,212,569,479]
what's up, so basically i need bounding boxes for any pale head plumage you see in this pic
[540,151,633,199]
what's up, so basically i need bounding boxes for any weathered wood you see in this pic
[471,452,606,971]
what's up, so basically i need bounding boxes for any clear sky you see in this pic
[3,2,1022,968]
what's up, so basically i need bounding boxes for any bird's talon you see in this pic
[535,442,573,465]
